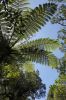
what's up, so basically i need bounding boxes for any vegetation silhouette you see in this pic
[47,0,66,100]
[0,0,62,100]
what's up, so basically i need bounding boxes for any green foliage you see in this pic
[20,48,59,67]
[21,38,60,52]
[0,2,57,41]
[55,74,66,84]
[49,0,66,27]
[3,65,20,78]
[0,70,46,100]
[48,85,66,100]
[47,74,66,100]
[22,61,35,72]
[48,53,59,68]
[0,0,59,68]
[0,0,62,99]
[20,38,60,68]
[57,60,66,74]
[54,76,66,100]
[47,85,56,100]
[19,3,57,38]
[48,0,66,74]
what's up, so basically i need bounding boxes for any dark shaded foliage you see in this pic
[0,71,46,100]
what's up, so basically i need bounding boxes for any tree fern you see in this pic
[18,3,57,38]
[0,0,59,68]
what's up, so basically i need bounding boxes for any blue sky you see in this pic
[29,0,63,100]
[35,64,59,100]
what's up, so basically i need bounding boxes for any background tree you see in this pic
[47,74,66,100]
[0,63,46,100]
[48,0,66,73]
[47,0,66,100]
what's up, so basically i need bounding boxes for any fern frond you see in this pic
[20,48,59,67]
[19,3,57,38]
[0,3,57,46]
[20,38,60,52]
[3,47,59,68]
[0,1,58,68]
[48,53,59,68]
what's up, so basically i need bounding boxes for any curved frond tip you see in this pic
[20,3,57,38]
[20,38,60,52]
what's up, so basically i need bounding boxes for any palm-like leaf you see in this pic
[20,38,60,52]
[0,2,57,47]
[19,3,57,38]
[0,45,59,68]
[10,3,57,41]
[20,48,59,68]
[19,38,60,67]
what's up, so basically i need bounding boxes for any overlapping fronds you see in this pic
[20,48,59,67]
[0,0,29,45]
[20,38,60,52]
[0,3,57,47]
[1,47,59,68]
[0,0,59,69]
[18,3,57,38]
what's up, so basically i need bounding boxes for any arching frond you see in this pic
[20,49,59,67]
[20,38,60,52]
[0,3,57,47]
[2,38,59,68]
[18,3,57,38]
[1,48,59,68]
[48,53,59,68]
